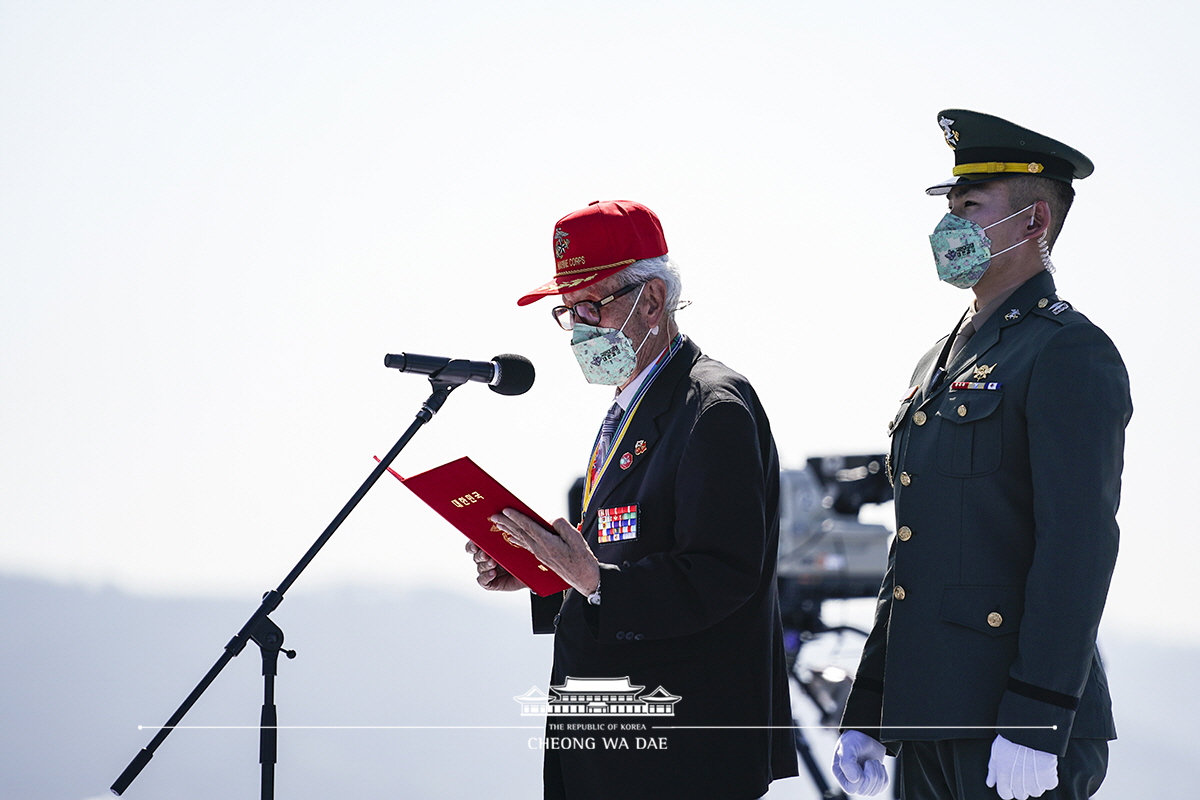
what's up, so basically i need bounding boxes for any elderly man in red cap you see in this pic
[469,200,798,799]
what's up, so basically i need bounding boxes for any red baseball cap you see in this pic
[516,200,668,306]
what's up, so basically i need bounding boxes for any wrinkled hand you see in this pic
[465,540,527,592]
[832,730,889,797]
[489,508,600,596]
[986,734,1058,800]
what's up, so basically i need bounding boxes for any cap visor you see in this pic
[925,174,1013,196]
[515,264,631,306]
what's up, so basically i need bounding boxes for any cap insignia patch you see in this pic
[553,227,570,259]
[939,116,959,149]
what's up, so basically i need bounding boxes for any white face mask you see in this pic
[929,203,1036,289]
[568,284,654,385]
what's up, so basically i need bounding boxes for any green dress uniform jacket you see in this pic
[531,336,798,800]
[841,270,1132,757]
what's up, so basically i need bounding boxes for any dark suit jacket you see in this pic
[841,271,1133,757]
[531,336,798,800]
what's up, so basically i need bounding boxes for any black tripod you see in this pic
[780,587,874,800]
[110,367,486,799]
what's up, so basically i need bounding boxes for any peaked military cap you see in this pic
[926,109,1094,196]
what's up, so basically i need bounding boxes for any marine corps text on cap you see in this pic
[516,200,668,306]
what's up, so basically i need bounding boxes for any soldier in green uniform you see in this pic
[832,111,1133,800]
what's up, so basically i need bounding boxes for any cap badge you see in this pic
[972,363,997,381]
[939,116,959,149]
[553,227,570,259]
[1004,308,1021,321]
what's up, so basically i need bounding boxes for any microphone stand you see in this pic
[111,368,473,798]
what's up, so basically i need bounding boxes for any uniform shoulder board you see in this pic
[1033,296,1078,321]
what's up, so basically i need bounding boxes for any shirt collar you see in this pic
[614,349,664,412]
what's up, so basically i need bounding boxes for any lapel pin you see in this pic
[1004,308,1021,321]
[635,440,648,456]
[620,452,633,470]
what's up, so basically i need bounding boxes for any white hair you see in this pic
[617,255,683,316]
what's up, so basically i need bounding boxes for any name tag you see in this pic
[597,505,639,544]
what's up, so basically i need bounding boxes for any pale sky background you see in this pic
[2,0,1197,651]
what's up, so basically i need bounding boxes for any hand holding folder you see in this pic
[377,456,570,596]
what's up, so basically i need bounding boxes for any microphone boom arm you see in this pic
[111,374,464,797]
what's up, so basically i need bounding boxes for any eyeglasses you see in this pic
[551,282,643,331]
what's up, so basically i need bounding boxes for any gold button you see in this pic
[987,612,1003,628]
[957,404,968,417]
[899,472,911,486]
[913,411,927,426]
[893,585,906,601]
[897,526,912,542]
[1038,298,1049,308]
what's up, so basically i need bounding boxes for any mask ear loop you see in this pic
[981,203,1038,232]
[618,283,659,358]
[617,283,646,333]
[984,202,1039,260]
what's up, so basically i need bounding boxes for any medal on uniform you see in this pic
[597,505,639,544]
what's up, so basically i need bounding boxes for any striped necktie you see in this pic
[596,402,623,468]
[948,309,976,364]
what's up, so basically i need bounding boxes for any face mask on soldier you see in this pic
[929,203,1036,289]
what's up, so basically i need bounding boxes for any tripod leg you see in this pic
[792,720,847,800]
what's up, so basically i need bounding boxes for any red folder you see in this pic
[379,456,570,597]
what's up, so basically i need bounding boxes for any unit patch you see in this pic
[597,505,639,544]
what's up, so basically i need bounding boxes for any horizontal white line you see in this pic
[653,725,1058,730]
[141,724,1057,731]
[138,725,545,731]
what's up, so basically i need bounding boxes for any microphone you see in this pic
[383,352,535,396]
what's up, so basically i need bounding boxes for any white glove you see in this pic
[832,730,889,797]
[986,734,1059,799]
